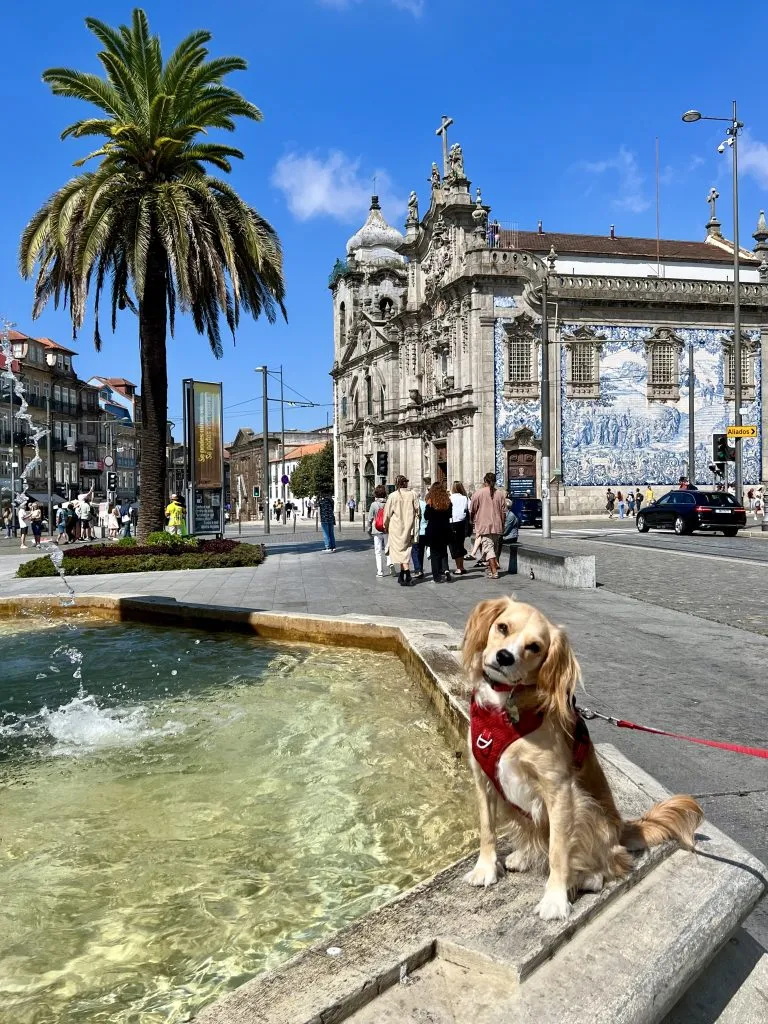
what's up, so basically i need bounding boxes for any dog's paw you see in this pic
[505,850,533,873]
[535,888,572,921]
[464,859,501,887]
[578,872,604,893]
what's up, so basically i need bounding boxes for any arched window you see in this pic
[366,376,373,417]
[354,393,359,421]
[339,302,346,348]
[380,386,386,416]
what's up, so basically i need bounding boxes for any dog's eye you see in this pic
[525,642,542,654]
[496,623,508,635]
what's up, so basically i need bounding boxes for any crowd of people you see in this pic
[1,490,139,548]
[314,472,520,585]
[605,477,765,520]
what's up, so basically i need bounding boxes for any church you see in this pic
[329,125,767,513]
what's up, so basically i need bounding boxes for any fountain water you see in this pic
[1,318,76,605]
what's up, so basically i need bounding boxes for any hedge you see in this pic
[65,538,238,559]
[16,541,265,578]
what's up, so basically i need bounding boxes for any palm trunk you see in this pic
[137,236,168,541]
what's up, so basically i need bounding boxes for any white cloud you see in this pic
[271,150,406,223]
[317,0,424,15]
[578,146,651,214]
[739,132,768,189]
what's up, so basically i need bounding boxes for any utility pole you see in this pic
[257,366,270,534]
[280,365,286,524]
[731,99,743,505]
[540,271,551,539]
[688,343,696,483]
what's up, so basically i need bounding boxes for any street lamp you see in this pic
[682,101,745,503]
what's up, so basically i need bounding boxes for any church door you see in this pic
[507,449,537,496]
[434,443,448,485]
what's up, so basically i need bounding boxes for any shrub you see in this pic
[145,530,198,548]
[116,536,137,547]
[16,541,265,578]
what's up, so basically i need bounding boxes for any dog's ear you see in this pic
[537,625,581,728]
[462,598,510,673]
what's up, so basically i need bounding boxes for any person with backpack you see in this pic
[605,488,616,518]
[367,484,393,578]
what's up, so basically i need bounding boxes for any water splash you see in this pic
[1,318,76,605]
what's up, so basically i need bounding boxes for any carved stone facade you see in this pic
[330,137,768,512]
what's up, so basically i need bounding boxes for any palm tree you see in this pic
[20,8,286,539]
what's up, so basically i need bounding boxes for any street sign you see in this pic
[726,425,757,438]
[280,474,290,485]
[103,455,114,467]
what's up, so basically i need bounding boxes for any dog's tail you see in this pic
[621,795,703,852]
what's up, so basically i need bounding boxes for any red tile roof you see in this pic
[504,230,759,264]
[38,336,78,355]
[269,441,327,463]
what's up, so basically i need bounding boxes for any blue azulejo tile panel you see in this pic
[559,324,761,487]
[494,317,541,480]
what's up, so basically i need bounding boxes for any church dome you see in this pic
[346,196,405,262]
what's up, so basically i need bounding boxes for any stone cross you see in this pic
[435,114,454,178]
[707,187,719,222]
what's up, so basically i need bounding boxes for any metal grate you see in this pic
[571,346,594,383]
[509,339,531,382]
[650,344,675,385]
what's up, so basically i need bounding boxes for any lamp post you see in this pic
[682,103,745,503]
[255,366,270,534]
[540,271,551,538]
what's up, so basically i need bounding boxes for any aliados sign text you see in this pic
[726,425,757,438]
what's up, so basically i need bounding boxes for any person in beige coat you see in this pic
[469,472,507,580]
[383,474,420,586]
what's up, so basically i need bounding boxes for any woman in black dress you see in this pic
[424,481,453,583]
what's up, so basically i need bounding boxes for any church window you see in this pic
[354,394,359,421]
[644,328,683,401]
[341,396,348,420]
[502,315,539,399]
[366,377,373,417]
[380,386,386,415]
[339,302,346,348]
[723,333,756,401]
[564,327,603,399]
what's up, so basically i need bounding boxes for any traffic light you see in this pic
[712,433,735,462]
[107,471,117,491]
[376,451,388,478]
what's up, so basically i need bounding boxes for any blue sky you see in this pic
[3,0,768,439]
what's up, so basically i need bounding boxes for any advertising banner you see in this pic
[183,379,224,535]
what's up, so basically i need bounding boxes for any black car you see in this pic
[636,489,746,536]
[509,496,542,528]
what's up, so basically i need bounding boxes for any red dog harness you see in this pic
[470,696,591,811]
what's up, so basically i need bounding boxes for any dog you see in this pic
[461,597,703,921]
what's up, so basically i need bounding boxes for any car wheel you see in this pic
[723,527,738,537]
[636,514,650,533]
[674,516,689,535]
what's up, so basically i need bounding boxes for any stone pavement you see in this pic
[1,531,766,966]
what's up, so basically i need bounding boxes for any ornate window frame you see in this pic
[563,326,604,399]
[644,327,684,401]
[502,314,539,400]
[722,331,757,401]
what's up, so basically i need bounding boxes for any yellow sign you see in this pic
[726,425,757,439]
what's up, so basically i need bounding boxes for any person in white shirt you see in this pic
[449,480,470,575]
[17,502,31,549]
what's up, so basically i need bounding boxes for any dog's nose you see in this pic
[496,648,516,666]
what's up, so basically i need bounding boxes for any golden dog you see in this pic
[462,597,702,921]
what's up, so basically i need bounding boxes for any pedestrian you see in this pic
[424,481,453,583]
[77,495,92,541]
[605,488,616,518]
[65,502,77,544]
[645,482,655,505]
[17,502,31,549]
[383,474,420,586]
[164,494,186,536]
[754,493,763,520]
[616,490,626,519]
[55,505,68,545]
[469,472,506,580]
[626,490,635,516]
[347,496,356,522]
[107,503,119,539]
[634,488,644,514]
[727,482,736,495]
[29,503,43,546]
[318,489,336,551]
[449,481,469,574]
[501,496,520,545]
[2,505,12,538]
[367,484,393,578]
[411,492,427,578]
[747,487,755,511]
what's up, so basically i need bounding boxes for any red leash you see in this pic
[576,706,768,760]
